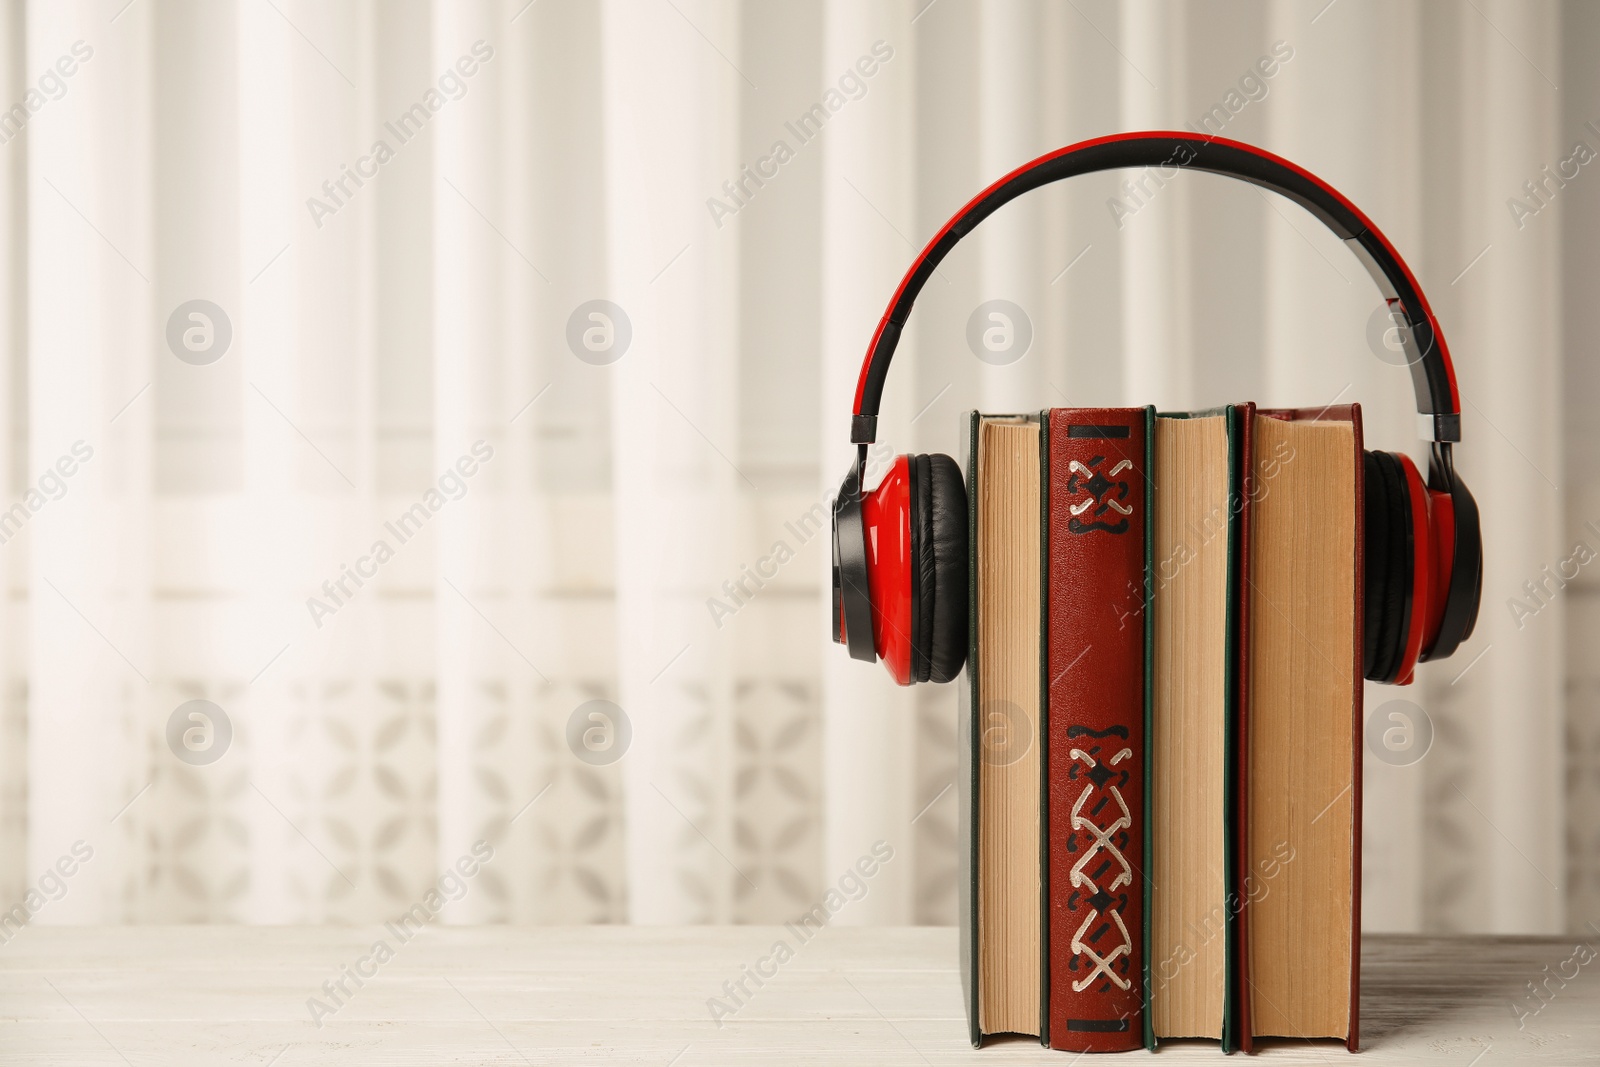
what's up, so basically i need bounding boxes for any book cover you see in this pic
[1044,407,1152,1051]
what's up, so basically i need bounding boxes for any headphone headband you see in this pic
[849,132,1462,445]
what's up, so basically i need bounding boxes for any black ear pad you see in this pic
[1362,450,1415,683]
[908,453,969,684]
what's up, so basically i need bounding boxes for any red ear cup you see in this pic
[1392,452,1433,685]
[860,456,916,684]
[831,453,969,686]
[1419,449,1481,662]
[1420,483,1454,658]
[1363,449,1472,685]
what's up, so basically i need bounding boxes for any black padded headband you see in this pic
[849,132,1462,445]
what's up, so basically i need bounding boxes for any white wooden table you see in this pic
[0,927,1590,1064]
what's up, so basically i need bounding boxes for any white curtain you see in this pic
[0,0,1587,935]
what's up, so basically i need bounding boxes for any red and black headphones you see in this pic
[832,131,1481,688]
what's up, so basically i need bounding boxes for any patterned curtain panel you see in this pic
[0,0,1586,935]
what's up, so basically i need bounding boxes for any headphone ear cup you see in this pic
[914,453,969,684]
[1421,464,1481,661]
[1363,450,1415,683]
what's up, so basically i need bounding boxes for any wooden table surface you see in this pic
[0,927,1591,1064]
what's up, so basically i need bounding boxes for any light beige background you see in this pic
[0,0,1588,936]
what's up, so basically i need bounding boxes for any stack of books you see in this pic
[957,406,1361,1053]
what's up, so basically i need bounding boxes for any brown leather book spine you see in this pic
[1046,407,1148,1051]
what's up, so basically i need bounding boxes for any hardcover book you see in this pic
[1236,405,1362,1052]
[957,411,1047,1046]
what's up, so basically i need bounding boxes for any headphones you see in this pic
[831,132,1481,688]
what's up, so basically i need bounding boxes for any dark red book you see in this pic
[1045,407,1151,1051]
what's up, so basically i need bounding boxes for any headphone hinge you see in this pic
[1420,411,1461,444]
